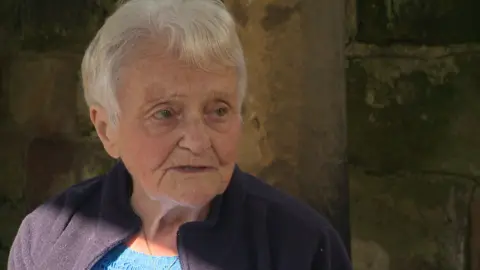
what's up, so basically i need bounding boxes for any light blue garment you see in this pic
[91,243,181,270]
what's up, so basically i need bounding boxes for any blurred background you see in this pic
[1,0,480,269]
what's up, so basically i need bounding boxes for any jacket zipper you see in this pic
[177,230,183,269]
[177,230,187,270]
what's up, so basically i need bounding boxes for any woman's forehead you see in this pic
[121,40,236,73]
[123,65,236,94]
[115,45,238,105]
[117,64,237,106]
[121,49,236,80]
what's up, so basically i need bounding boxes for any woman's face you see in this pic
[106,44,242,208]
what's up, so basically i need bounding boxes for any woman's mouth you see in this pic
[171,166,214,173]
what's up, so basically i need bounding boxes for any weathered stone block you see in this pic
[470,191,480,270]
[0,55,17,131]
[0,129,28,205]
[8,52,81,137]
[25,136,75,211]
[0,136,26,201]
[347,52,480,173]
[0,1,18,47]
[350,167,472,270]
[76,77,96,138]
[352,238,390,270]
[74,139,115,181]
[236,100,274,176]
[356,0,480,45]
[0,57,8,128]
[20,136,113,216]
[0,0,115,52]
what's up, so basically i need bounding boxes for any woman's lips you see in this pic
[170,166,214,173]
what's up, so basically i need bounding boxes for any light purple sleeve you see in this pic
[8,215,37,270]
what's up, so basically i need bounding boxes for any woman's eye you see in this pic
[214,107,229,117]
[153,109,174,119]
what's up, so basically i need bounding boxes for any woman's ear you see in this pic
[89,105,120,159]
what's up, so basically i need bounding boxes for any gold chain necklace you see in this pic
[142,228,179,270]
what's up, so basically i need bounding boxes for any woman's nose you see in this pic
[177,117,212,154]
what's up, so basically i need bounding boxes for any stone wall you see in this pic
[347,0,480,269]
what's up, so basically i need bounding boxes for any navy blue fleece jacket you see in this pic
[8,162,352,270]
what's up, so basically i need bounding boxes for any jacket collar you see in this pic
[86,161,246,268]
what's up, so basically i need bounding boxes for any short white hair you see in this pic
[81,0,246,121]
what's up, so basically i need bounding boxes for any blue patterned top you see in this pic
[91,243,182,270]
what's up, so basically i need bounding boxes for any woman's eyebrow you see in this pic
[143,83,187,103]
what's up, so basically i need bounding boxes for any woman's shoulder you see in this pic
[235,170,350,267]
[237,170,334,234]
[30,175,105,221]
[9,175,107,267]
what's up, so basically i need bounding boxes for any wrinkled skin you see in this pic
[91,42,242,209]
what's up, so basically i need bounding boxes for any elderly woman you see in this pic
[8,0,351,269]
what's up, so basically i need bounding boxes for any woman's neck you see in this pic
[129,182,209,255]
